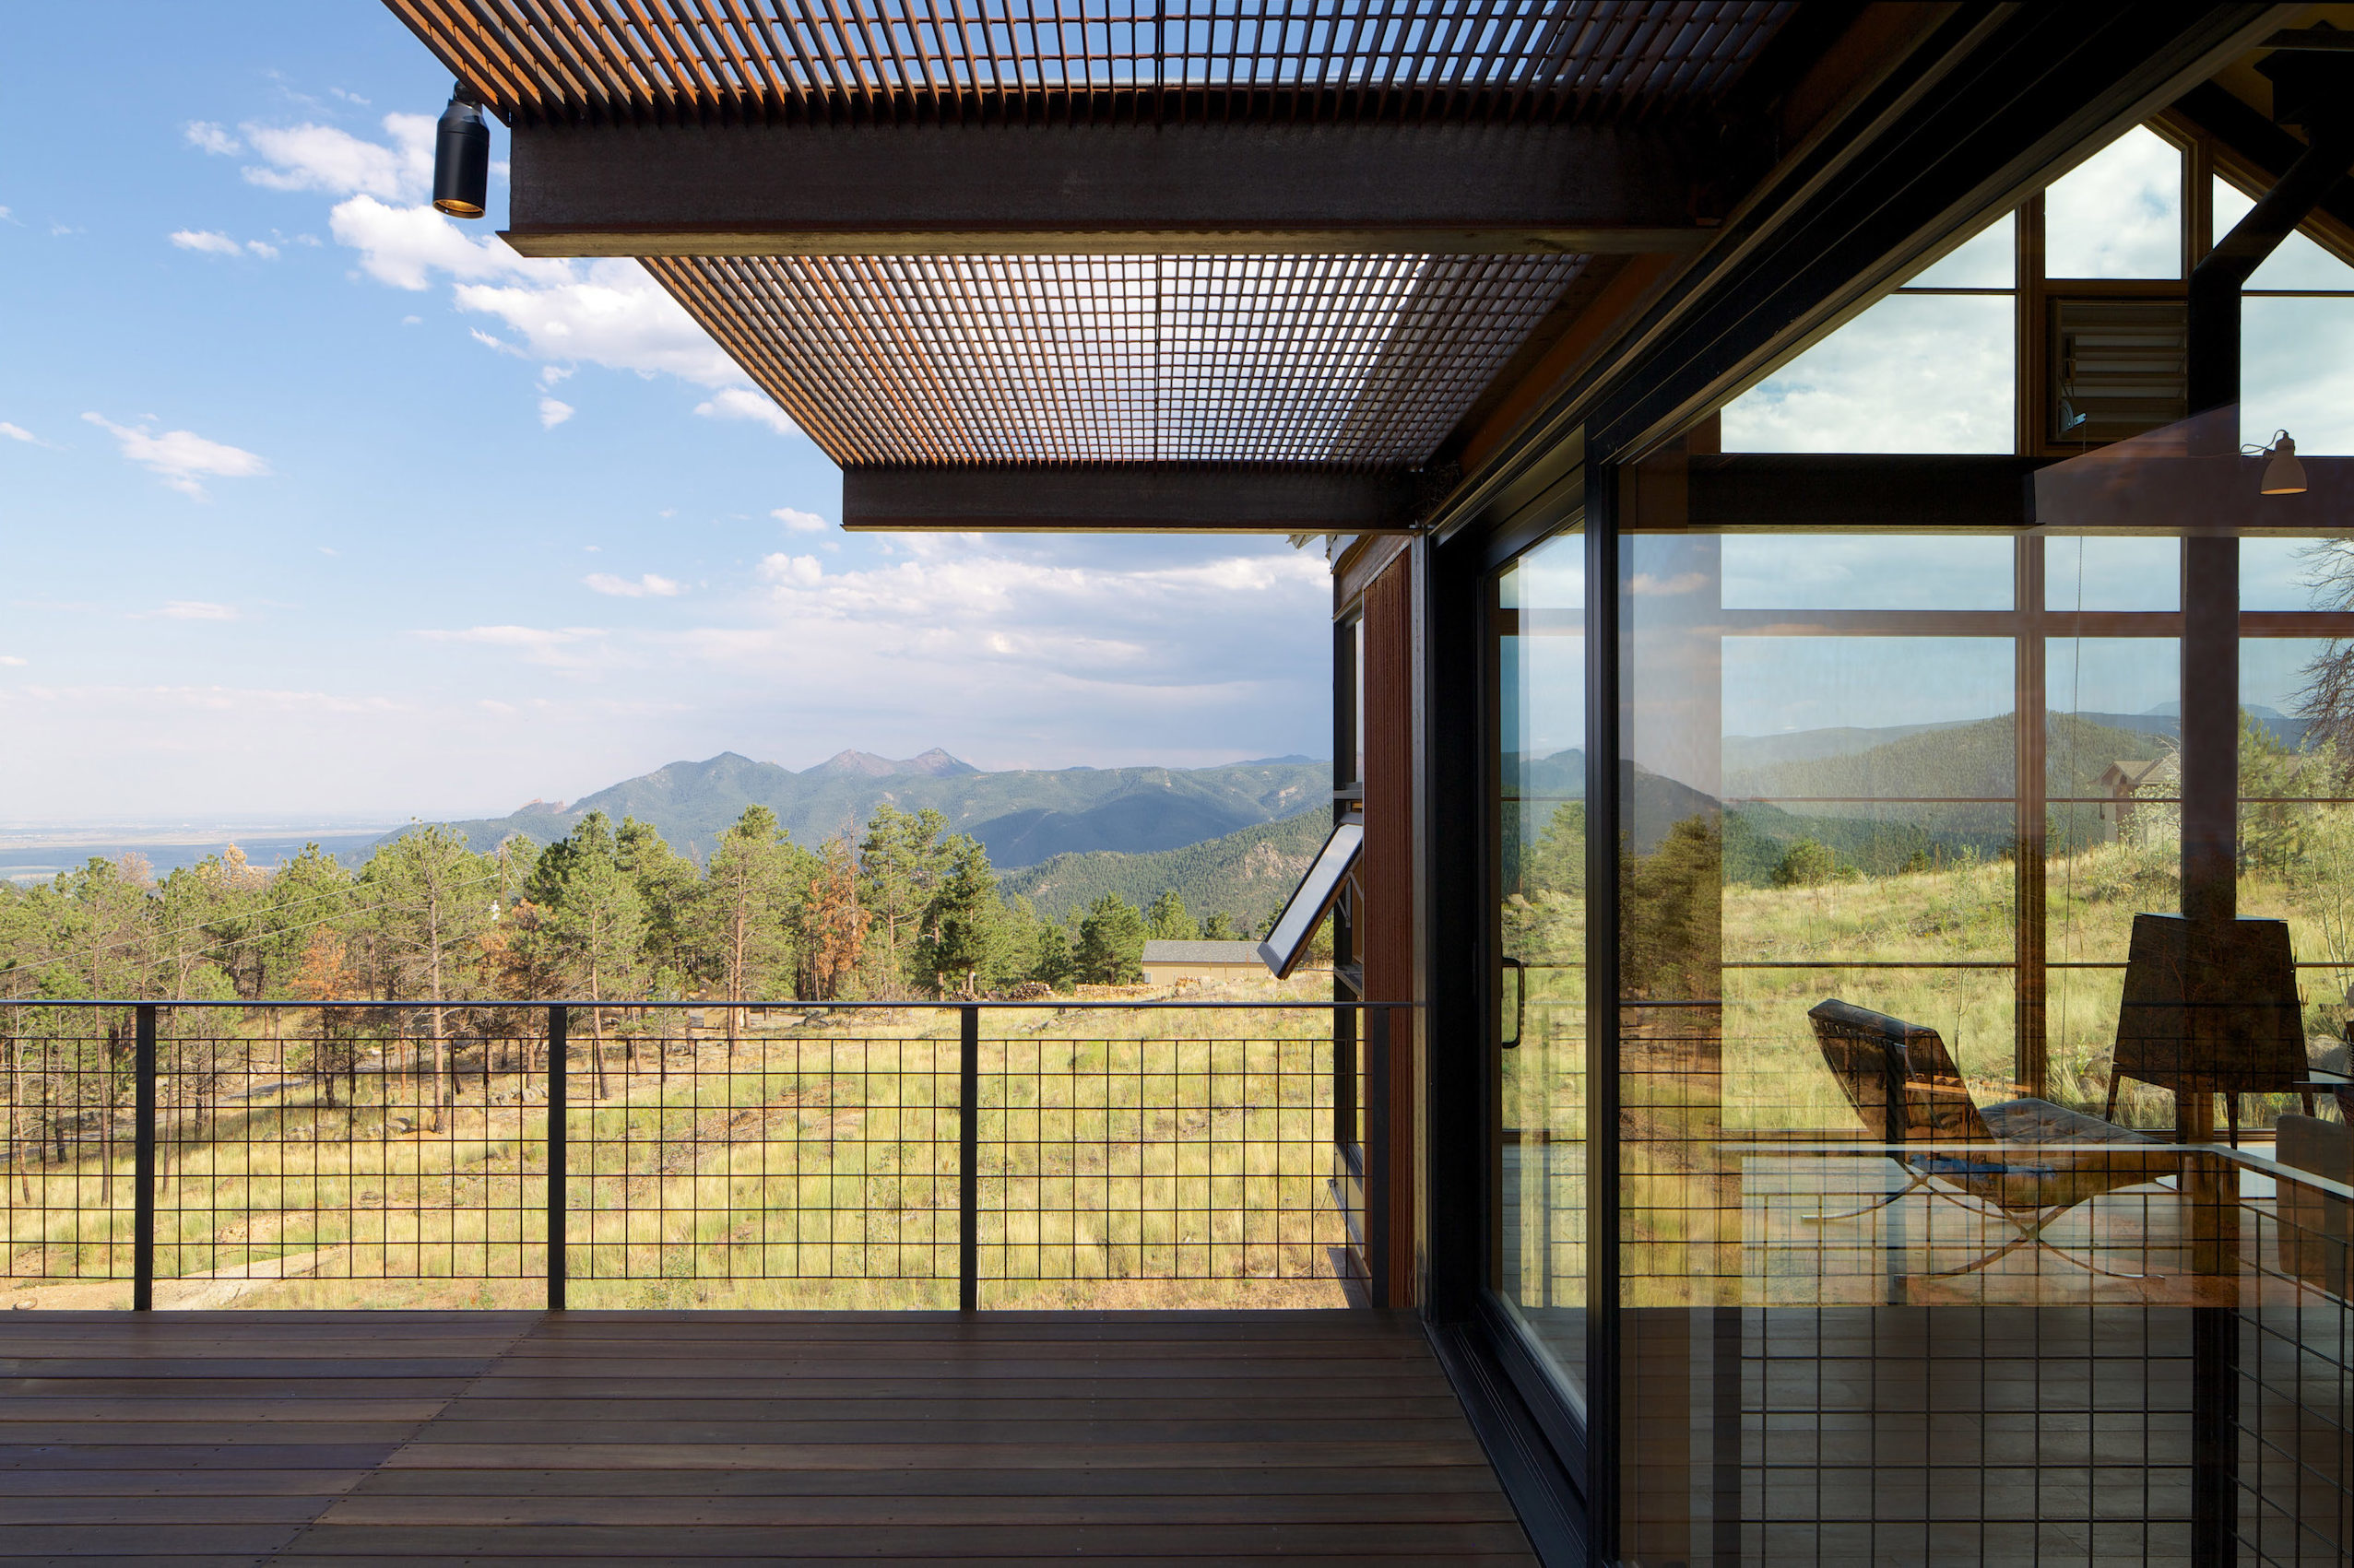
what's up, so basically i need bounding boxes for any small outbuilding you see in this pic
[1140,939,1269,986]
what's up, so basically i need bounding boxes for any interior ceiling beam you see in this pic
[840,466,1421,534]
[2165,82,2354,264]
[503,122,1717,258]
[1674,454,2045,531]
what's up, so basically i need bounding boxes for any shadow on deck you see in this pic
[0,1310,1535,1565]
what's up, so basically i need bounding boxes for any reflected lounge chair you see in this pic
[1807,999,2178,1278]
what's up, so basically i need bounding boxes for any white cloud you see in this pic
[241,114,434,202]
[418,625,604,649]
[1631,572,1709,597]
[773,507,828,534]
[455,263,737,383]
[0,422,39,444]
[756,553,824,589]
[538,396,575,429]
[170,229,242,257]
[0,656,26,667]
[159,601,238,621]
[184,122,241,156]
[334,195,529,290]
[585,572,681,598]
[413,624,609,670]
[697,387,797,434]
[81,413,271,499]
[1722,294,2013,454]
[171,229,278,260]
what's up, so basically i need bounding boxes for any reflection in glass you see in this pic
[1494,529,1585,1410]
[1604,437,2354,1568]
[2243,298,2354,454]
[2044,533,2179,611]
[2044,126,2183,278]
[1720,534,2010,610]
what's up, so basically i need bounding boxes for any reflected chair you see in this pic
[1807,999,2178,1278]
[2105,913,2314,1145]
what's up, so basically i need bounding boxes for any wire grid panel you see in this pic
[979,1028,1342,1294]
[2,1006,135,1288]
[389,1,1794,125]
[652,252,1583,466]
[150,1011,551,1291]
[566,1021,958,1299]
[2236,1170,2354,1567]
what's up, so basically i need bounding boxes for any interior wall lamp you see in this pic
[2250,430,2308,496]
[432,83,490,219]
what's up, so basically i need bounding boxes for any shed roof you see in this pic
[1142,939,1267,965]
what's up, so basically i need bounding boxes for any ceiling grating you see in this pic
[647,252,1587,466]
[388,0,1793,125]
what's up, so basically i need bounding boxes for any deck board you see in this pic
[0,1311,1534,1563]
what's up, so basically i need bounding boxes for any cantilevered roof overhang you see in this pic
[384,1,1809,530]
[382,3,2295,534]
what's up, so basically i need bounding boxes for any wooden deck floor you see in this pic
[0,1310,1535,1566]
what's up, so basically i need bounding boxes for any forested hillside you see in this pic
[1002,810,1331,926]
[420,750,1327,867]
[0,797,1318,1014]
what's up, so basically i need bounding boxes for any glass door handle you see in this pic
[1501,956,1525,1049]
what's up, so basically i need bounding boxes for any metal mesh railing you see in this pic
[2,999,1381,1311]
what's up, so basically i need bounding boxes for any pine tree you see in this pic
[1145,890,1192,941]
[858,805,952,996]
[362,825,494,1130]
[693,806,810,1046]
[1075,894,1148,984]
[919,835,1004,996]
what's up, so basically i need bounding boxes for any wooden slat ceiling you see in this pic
[387,0,1793,126]
[647,252,1585,466]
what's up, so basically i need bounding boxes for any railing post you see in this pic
[546,1005,567,1312]
[959,1003,978,1315]
[132,1004,156,1312]
[1364,1003,1390,1309]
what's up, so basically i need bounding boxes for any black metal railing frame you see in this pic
[6,996,1405,1311]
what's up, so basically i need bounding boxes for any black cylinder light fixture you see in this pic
[432,83,490,218]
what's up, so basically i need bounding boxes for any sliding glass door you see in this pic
[1492,525,1588,1413]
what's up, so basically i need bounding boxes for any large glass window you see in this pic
[1721,216,2015,454]
[1595,426,2354,1565]
[2044,126,2185,279]
[1493,527,1587,1410]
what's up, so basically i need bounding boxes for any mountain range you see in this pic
[412,749,1330,868]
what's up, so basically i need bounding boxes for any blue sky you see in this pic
[0,5,1333,826]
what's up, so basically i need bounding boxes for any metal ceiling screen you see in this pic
[390,0,1792,124]
[649,252,1584,465]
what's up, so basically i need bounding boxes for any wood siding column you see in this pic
[1363,553,1419,1308]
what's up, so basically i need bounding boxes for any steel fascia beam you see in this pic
[841,466,1420,533]
[504,122,1710,257]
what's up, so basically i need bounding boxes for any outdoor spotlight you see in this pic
[2259,430,2308,496]
[432,83,490,218]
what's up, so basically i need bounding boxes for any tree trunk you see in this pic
[10,1032,30,1201]
[589,952,608,1100]
[426,897,447,1133]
